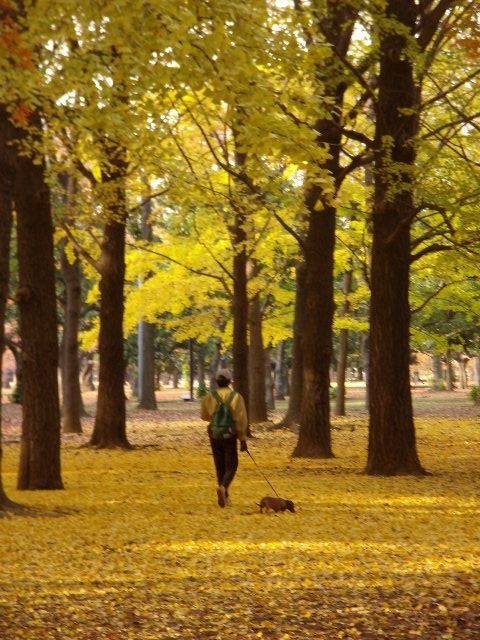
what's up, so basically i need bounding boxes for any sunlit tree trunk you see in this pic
[472,356,480,387]
[89,145,131,449]
[367,0,425,476]
[293,4,357,457]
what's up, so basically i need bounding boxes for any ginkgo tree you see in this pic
[0,1,63,491]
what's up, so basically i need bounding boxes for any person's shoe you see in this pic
[225,496,232,507]
[217,486,226,508]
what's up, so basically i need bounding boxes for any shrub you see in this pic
[196,382,208,398]
[468,386,480,406]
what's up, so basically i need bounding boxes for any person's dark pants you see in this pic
[209,437,238,494]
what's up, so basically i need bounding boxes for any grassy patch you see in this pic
[1,416,479,639]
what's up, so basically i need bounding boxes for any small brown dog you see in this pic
[258,496,295,513]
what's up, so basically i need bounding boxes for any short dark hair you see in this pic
[216,375,230,388]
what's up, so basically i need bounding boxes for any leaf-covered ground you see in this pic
[1,391,479,639]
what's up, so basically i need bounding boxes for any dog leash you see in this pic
[246,449,280,497]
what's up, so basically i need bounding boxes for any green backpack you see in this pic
[211,390,237,439]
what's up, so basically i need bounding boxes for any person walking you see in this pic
[201,368,248,507]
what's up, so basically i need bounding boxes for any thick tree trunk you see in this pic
[334,269,352,416]
[14,128,63,489]
[366,0,425,476]
[60,242,84,433]
[248,293,267,422]
[90,149,131,448]
[278,262,305,428]
[90,212,130,448]
[293,4,356,457]
[293,199,335,458]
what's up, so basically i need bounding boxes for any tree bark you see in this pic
[89,147,131,449]
[232,228,249,416]
[265,346,275,411]
[293,3,357,458]
[293,195,335,457]
[335,269,352,416]
[366,0,425,476]
[138,197,157,409]
[138,321,157,409]
[13,119,63,489]
[274,341,287,400]
[278,262,305,428]
[432,354,443,388]
[248,293,267,422]
[231,140,249,419]
[60,241,84,433]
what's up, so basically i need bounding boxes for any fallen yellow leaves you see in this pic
[0,416,478,639]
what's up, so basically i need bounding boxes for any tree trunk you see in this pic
[232,236,249,413]
[366,0,425,476]
[197,344,206,390]
[5,337,22,404]
[81,353,96,391]
[60,241,84,433]
[13,120,63,489]
[293,4,356,458]
[278,262,305,428]
[89,148,131,449]
[334,269,353,416]
[209,341,223,391]
[248,293,267,422]
[293,197,335,458]
[456,355,467,389]
[138,321,157,409]
[231,138,250,420]
[138,196,157,409]
[432,354,443,388]
[472,356,480,387]
[265,346,275,411]
[445,350,455,391]
[274,341,287,400]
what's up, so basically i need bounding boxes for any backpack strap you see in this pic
[224,390,236,407]
[213,390,236,407]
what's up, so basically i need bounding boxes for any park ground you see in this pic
[0,387,479,639]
